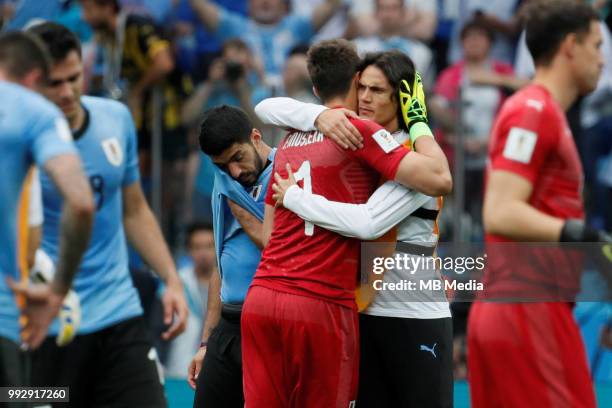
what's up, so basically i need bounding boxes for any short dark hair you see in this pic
[358,51,416,133]
[307,39,361,102]
[525,0,599,66]
[221,38,250,54]
[460,19,495,43]
[83,0,120,12]
[199,105,253,156]
[0,31,50,80]
[185,220,213,247]
[28,22,82,63]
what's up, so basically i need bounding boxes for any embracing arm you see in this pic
[282,180,430,240]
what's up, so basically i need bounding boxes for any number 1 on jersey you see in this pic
[293,161,314,236]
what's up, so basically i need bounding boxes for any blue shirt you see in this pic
[0,81,76,343]
[40,96,143,335]
[218,157,273,304]
[216,8,315,84]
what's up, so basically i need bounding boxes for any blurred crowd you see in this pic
[2,0,612,380]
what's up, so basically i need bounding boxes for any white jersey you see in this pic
[256,97,451,319]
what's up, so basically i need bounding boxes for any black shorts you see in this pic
[193,305,243,408]
[357,314,453,408]
[0,336,28,408]
[30,316,166,408]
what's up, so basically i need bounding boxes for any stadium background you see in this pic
[2,0,612,406]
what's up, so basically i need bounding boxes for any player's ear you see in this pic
[561,32,578,60]
[250,128,262,145]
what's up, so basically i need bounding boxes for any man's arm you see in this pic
[188,0,221,32]
[273,166,430,240]
[262,204,275,248]
[187,269,221,389]
[311,0,343,32]
[10,154,94,349]
[128,47,174,120]
[227,198,264,249]
[483,170,564,241]
[122,182,188,340]
[393,137,452,197]
[254,98,362,149]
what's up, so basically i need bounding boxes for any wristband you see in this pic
[200,341,208,348]
[408,121,434,148]
[560,219,605,242]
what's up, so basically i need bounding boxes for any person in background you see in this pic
[352,0,435,88]
[164,221,215,378]
[430,19,525,229]
[188,0,343,87]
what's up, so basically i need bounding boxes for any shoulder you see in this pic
[82,96,132,119]
[3,83,60,118]
[348,117,383,136]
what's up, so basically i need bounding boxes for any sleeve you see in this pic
[29,106,77,167]
[28,168,43,228]
[122,107,141,186]
[490,105,559,184]
[216,7,249,41]
[283,180,431,240]
[347,118,409,181]
[254,97,326,130]
[284,14,315,44]
[136,18,170,59]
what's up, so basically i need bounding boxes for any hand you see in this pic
[272,164,298,207]
[468,67,501,87]
[188,345,207,389]
[161,277,189,340]
[207,58,225,82]
[315,108,362,150]
[399,71,428,131]
[8,278,64,349]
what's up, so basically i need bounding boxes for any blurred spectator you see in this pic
[181,38,269,128]
[291,0,351,42]
[82,0,193,247]
[447,0,524,65]
[121,0,174,22]
[279,45,317,102]
[169,0,247,82]
[164,222,215,378]
[352,0,435,88]
[432,0,463,72]
[1,0,67,30]
[430,19,525,227]
[188,0,343,87]
[349,0,438,43]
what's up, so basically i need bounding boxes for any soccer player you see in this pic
[0,31,94,386]
[241,39,452,407]
[257,51,453,408]
[26,23,188,406]
[188,105,276,407]
[467,2,610,407]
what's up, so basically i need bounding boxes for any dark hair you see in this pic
[525,0,599,66]
[0,31,50,80]
[83,0,120,12]
[460,19,495,43]
[288,43,309,57]
[221,37,250,54]
[199,105,253,156]
[185,220,213,247]
[307,39,361,102]
[28,22,82,63]
[358,51,416,133]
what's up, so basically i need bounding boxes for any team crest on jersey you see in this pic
[101,138,123,167]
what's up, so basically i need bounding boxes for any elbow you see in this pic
[483,204,504,236]
[426,170,453,197]
[70,195,95,224]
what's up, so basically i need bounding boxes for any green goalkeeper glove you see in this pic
[399,71,433,148]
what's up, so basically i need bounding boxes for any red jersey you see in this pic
[253,117,409,309]
[483,84,585,299]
